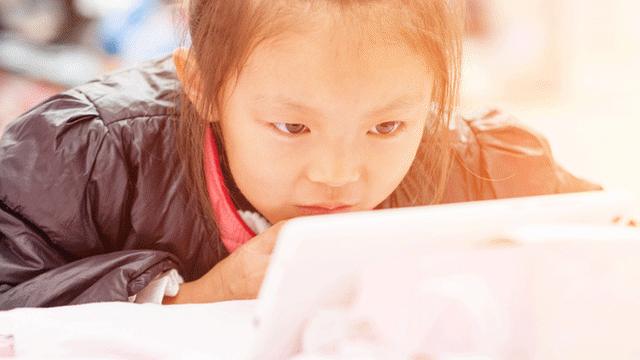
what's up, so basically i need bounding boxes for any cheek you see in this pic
[221,120,301,203]
[368,145,415,188]
[364,131,424,202]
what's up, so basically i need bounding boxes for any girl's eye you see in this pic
[369,121,402,135]
[273,122,308,135]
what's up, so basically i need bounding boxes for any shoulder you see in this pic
[0,57,221,278]
[1,55,181,151]
[1,55,183,175]
[0,55,182,211]
[441,108,601,203]
[0,56,202,254]
[74,55,180,125]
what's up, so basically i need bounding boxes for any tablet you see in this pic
[250,190,636,359]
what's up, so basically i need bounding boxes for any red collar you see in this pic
[203,126,256,253]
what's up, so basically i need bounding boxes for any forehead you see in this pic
[232,6,432,110]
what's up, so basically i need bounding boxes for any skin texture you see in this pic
[175,10,434,225]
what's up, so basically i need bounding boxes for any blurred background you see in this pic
[0,0,185,131]
[0,0,638,197]
[461,0,640,200]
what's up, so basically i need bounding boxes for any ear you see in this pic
[173,47,218,122]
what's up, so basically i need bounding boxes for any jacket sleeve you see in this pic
[445,109,602,202]
[0,90,181,310]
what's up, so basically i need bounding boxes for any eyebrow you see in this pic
[251,93,426,118]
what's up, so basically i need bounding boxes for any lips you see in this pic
[296,204,354,216]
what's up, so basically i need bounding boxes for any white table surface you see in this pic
[0,300,257,360]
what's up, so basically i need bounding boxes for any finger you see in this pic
[247,221,286,254]
[258,221,286,253]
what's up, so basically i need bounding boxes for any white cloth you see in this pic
[128,269,183,303]
[0,300,258,359]
[238,210,271,234]
[130,211,270,304]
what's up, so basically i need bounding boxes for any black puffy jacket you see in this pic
[0,56,600,310]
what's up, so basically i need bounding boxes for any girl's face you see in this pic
[218,16,433,224]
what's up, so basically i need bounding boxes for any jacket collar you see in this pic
[204,126,256,253]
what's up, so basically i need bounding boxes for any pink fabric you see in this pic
[203,126,256,253]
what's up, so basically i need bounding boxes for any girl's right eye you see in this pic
[272,122,309,135]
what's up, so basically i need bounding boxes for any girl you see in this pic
[0,0,599,309]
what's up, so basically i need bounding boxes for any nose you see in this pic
[306,142,362,187]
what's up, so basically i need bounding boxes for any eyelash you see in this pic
[272,122,310,135]
[271,121,405,137]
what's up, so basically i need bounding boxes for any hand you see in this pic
[215,220,286,300]
[163,221,285,304]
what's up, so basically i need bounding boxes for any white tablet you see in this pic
[250,190,636,359]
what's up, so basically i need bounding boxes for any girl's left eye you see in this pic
[272,122,309,135]
[369,121,402,135]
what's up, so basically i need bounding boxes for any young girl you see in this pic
[0,0,599,309]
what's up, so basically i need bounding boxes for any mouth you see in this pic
[296,204,355,216]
